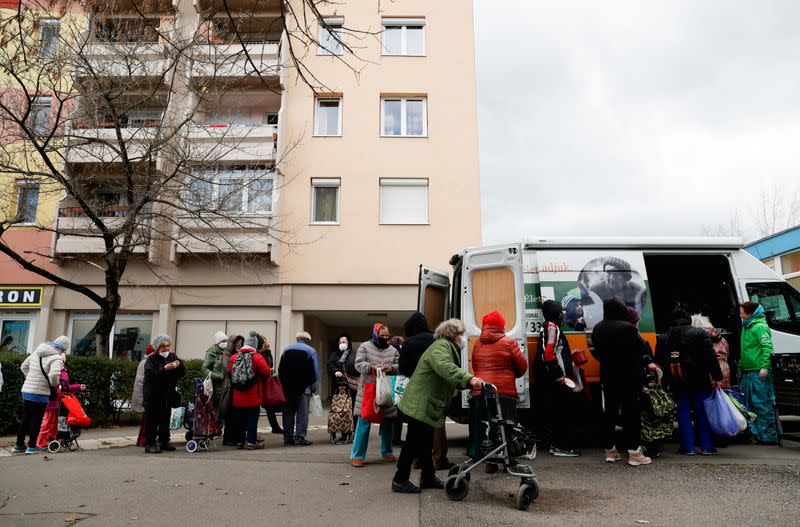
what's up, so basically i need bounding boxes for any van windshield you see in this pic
[746,282,800,336]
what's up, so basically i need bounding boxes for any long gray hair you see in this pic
[433,319,465,341]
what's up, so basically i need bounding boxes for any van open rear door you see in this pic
[418,265,451,330]
[461,244,529,408]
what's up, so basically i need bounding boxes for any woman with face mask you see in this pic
[142,335,185,454]
[220,335,244,446]
[350,324,400,467]
[328,334,357,443]
[203,331,229,410]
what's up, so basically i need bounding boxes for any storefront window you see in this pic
[71,318,98,356]
[1,319,31,353]
[70,314,153,360]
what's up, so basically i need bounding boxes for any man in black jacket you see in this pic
[655,309,723,455]
[591,298,657,466]
[143,335,185,454]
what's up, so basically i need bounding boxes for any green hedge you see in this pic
[0,352,205,435]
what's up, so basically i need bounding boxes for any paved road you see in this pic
[1,419,798,527]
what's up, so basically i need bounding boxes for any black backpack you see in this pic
[231,353,257,391]
[666,328,695,386]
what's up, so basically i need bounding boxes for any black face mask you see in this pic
[377,337,390,349]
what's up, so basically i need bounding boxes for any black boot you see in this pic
[420,476,445,490]
[392,479,421,494]
[145,444,162,454]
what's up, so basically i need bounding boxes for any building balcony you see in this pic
[66,125,160,164]
[77,43,168,80]
[190,43,280,82]
[191,0,283,13]
[172,215,275,262]
[53,204,152,256]
[186,124,277,162]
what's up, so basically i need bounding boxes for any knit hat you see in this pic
[481,310,505,329]
[52,335,70,352]
[625,307,640,324]
[296,331,311,341]
[214,331,228,344]
[245,332,259,349]
[153,334,172,352]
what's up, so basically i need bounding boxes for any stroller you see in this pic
[185,378,222,453]
[446,383,539,511]
[47,393,92,453]
[328,378,354,444]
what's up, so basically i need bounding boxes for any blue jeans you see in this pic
[283,393,310,443]
[676,391,713,453]
[240,407,260,444]
[350,417,394,460]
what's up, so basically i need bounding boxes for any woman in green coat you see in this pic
[739,302,778,444]
[392,319,484,494]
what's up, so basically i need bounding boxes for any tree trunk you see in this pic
[93,293,121,358]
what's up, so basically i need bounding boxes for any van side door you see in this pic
[418,265,451,331]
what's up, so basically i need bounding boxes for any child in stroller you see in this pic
[185,378,222,453]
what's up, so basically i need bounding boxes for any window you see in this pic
[382,19,425,56]
[0,313,35,354]
[266,113,279,125]
[781,251,800,276]
[15,181,39,224]
[29,97,51,136]
[746,282,800,336]
[69,314,153,361]
[39,19,60,58]
[311,178,340,224]
[315,97,342,136]
[379,179,428,224]
[318,17,343,55]
[381,97,426,137]
[189,167,275,214]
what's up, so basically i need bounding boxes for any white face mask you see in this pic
[218,341,228,349]
[159,351,170,358]
[338,343,348,352]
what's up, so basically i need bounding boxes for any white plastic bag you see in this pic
[726,392,748,432]
[391,375,408,406]
[203,372,214,398]
[375,369,394,407]
[309,394,323,417]
[169,406,186,430]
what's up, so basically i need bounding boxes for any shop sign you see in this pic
[0,287,43,307]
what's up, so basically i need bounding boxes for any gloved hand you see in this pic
[759,369,769,380]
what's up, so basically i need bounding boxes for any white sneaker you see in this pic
[604,449,621,463]
[628,447,652,466]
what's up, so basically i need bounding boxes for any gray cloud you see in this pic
[474,0,800,243]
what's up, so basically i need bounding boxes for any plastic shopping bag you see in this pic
[202,373,214,399]
[169,406,186,431]
[375,369,393,407]
[391,375,408,406]
[361,381,384,424]
[62,393,92,428]
[703,387,740,437]
[309,394,323,417]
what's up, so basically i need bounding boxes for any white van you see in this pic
[418,238,800,416]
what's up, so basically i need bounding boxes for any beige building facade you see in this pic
[1,0,482,396]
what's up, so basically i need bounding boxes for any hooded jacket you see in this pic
[471,324,527,398]
[740,305,774,371]
[399,312,435,377]
[228,346,271,408]
[536,300,576,382]
[20,342,64,397]
[655,310,722,392]
[590,298,653,387]
[202,342,227,405]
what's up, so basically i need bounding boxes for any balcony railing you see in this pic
[186,123,278,162]
[190,42,280,80]
[77,43,168,79]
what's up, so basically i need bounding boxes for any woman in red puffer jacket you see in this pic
[228,336,271,449]
[467,311,528,468]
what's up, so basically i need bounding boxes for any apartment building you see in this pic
[0,0,482,395]
[745,225,800,291]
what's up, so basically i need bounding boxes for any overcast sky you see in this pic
[473,0,800,244]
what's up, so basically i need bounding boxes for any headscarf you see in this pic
[337,333,352,363]
[371,323,389,349]
[542,300,564,325]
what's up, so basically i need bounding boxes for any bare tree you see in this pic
[750,183,800,238]
[701,211,745,238]
[1,0,364,355]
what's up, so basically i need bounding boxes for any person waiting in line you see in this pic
[132,344,156,447]
[37,350,86,448]
[279,331,319,447]
[392,319,484,493]
[202,331,228,411]
[691,315,731,389]
[655,309,723,456]
[254,332,283,435]
[536,300,582,458]
[389,335,406,447]
[11,336,69,455]
[350,324,399,468]
[220,334,245,446]
[591,299,656,465]
[739,301,778,445]
[468,310,528,472]
[328,333,358,443]
[143,335,185,454]
[228,333,271,449]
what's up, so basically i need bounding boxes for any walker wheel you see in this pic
[515,480,539,511]
[186,440,198,453]
[448,464,471,482]
[48,440,61,453]
[445,475,470,501]
[198,440,207,450]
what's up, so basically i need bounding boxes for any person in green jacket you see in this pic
[739,301,778,444]
[392,319,484,494]
[202,331,229,408]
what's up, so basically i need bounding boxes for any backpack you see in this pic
[231,353,257,390]
[666,328,694,386]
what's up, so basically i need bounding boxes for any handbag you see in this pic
[262,374,287,408]
[361,381,383,423]
[375,369,394,407]
[202,373,214,398]
[38,357,58,402]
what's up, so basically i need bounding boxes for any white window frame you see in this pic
[379,178,429,225]
[380,96,427,137]
[38,19,60,58]
[15,180,40,225]
[317,17,344,56]
[29,96,51,136]
[190,167,276,215]
[311,178,341,225]
[0,311,37,355]
[381,18,426,56]
[314,97,342,136]
[67,313,154,359]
